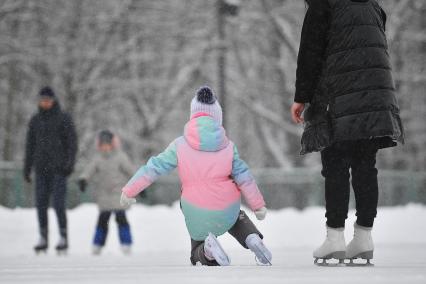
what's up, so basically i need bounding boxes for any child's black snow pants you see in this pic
[190,210,263,266]
[321,139,379,228]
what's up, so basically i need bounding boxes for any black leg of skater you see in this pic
[115,210,132,252]
[190,239,219,266]
[52,173,68,253]
[52,174,68,238]
[228,210,263,248]
[94,211,112,248]
[313,144,351,265]
[345,140,378,265]
[35,172,52,238]
[350,140,379,227]
[34,171,52,252]
[321,143,351,228]
[228,210,271,265]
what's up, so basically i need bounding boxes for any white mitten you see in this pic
[120,192,136,207]
[254,207,267,221]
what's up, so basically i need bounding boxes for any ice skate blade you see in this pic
[56,249,68,256]
[345,262,374,267]
[253,244,272,266]
[34,249,47,255]
[345,258,374,267]
[346,250,373,260]
[314,251,345,266]
[345,250,374,266]
[314,258,345,267]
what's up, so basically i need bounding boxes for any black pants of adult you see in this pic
[190,210,263,266]
[35,171,67,239]
[321,139,379,228]
[94,210,131,246]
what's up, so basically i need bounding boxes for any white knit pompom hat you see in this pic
[190,86,223,125]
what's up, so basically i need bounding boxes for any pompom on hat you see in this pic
[190,86,223,125]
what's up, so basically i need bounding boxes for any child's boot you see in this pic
[204,233,230,266]
[245,233,272,265]
[118,225,132,255]
[93,227,107,255]
[121,244,131,255]
[92,245,102,255]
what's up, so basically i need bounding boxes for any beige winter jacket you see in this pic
[79,149,135,210]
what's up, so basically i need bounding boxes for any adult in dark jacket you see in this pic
[24,86,78,254]
[291,0,404,265]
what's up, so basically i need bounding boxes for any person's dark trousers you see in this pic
[93,210,132,246]
[321,139,379,229]
[190,210,263,266]
[35,171,68,240]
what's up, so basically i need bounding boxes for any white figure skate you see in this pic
[55,236,68,256]
[245,233,272,266]
[346,223,374,266]
[92,245,102,255]
[121,244,132,255]
[204,233,230,266]
[34,236,48,255]
[313,226,346,266]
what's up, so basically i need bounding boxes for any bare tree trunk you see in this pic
[217,0,228,129]
[63,0,83,115]
[1,17,20,208]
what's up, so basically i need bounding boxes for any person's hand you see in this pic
[78,179,87,192]
[120,192,136,207]
[291,102,305,124]
[254,207,267,221]
[24,173,32,184]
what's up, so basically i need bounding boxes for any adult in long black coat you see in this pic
[24,86,78,253]
[291,0,404,264]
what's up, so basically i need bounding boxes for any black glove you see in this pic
[24,172,32,184]
[78,179,87,192]
[62,164,74,177]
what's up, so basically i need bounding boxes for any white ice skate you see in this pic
[204,233,230,266]
[92,245,102,255]
[245,233,272,266]
[313,226,346,266]
[55,237,68,256]
[121,244,132,255]
[34,236,48,255]
[345,223,374,266]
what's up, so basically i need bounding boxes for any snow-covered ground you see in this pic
[1,203,426,283]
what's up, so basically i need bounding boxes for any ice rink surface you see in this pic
[1,204,425,284]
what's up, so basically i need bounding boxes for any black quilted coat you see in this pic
[297,0,404,154]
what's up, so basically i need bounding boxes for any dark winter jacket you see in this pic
[24,101,78,176]
[296,0,404,153]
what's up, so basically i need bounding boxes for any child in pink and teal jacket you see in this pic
[120,86,272,266]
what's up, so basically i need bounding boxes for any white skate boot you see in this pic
[245,233,272,266]
[121,244,132,255]
[346,223,374,266]
[92,245,102,255]
[204,233,230,266]
[55,236,68,256]
[313,226,346,266]
[34,236,48,255]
